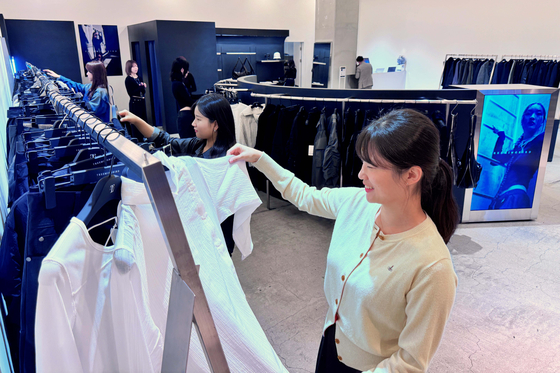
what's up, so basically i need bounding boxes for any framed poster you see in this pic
[78,24,122,76]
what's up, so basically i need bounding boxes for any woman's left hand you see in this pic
[227,144,263,164]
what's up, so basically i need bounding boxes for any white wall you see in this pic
[357,0,560,90]
[2,0,316,112]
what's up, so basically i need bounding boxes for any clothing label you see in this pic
[308,145,314,156]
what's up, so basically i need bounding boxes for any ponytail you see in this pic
[421,159,459,244]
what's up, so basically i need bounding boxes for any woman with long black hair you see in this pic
[170,57,196,138]
[44,61,111,122]
[119,93,238,254]
[228,108,459,373]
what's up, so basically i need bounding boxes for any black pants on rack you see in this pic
[315,325,361,373]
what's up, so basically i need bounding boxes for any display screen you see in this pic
[470,94,550,211]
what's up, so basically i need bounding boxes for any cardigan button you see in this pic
[335,338,340,344]
[341,275,345,281]
[335,299,338,305]
[338,356,343,361]
[359,253,363,258]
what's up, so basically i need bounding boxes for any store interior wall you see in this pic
[357,0,560,91]
[315,0,335,87]
[332,0,359,89]
[1,0,316,119]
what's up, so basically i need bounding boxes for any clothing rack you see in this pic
[250,92,477,209]
[441,54,498,88]
[445,54,498,60]
[28,64,230,373]
[251,92,477,105]
[501,54,559,60]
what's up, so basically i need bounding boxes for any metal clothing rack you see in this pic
[28,64,230,373]
[501,54,559,60]
[250,92,477,209]
[444,53,498,60]
[441,54,499,88]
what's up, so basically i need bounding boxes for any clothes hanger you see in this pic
[76,153,122,228]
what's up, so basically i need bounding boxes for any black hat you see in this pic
[356,56,364,62]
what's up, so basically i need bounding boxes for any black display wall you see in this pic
[216,28,289,82]
[5,19,81,82]
[128,20,218,133]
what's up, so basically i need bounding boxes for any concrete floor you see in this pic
[232,140,560,372]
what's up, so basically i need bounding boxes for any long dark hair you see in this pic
[85,61,108,99]
[193,93,236,158]
[170,57,189,81]
[356,109,459,243]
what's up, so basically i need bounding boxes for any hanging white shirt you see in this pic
[120,153,288,373]
[35,217,164,373]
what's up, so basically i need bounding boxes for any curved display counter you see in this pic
[235,76,558,223]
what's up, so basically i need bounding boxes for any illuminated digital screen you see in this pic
[470,94,550,211]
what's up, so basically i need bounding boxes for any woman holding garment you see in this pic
[228,109,459,373]
[44,61,110,122]
[119,93,238,255]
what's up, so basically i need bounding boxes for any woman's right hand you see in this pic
[43,69,60,79]
[227,144,263,164]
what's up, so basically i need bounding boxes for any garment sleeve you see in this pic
[185,74,197,93]
[125,76,140,97]
[0,196,28,297]
[58,75,89,96]
[35,261,83,372]
[355,65,361,79]
[254,153,353,220]
[86,88,110,119]
[139,77,146,95]
[366,259,457,373]
[150,129,200,155]
[194,157,261,258]
[173,82,193,108]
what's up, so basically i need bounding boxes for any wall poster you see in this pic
[78,24,122,76]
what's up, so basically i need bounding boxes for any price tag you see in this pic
[308,145,314,156]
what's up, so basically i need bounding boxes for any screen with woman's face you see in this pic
[470,93,551,211]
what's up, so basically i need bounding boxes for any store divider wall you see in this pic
[127,20,218,133]
[4,19,81,82]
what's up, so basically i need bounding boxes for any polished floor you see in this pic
[232,140,560,373]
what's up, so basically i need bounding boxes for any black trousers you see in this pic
[315,325,361,373]
[128,97,147,141]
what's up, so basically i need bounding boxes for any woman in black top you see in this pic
[119,93,238,254]
[171,57,196,139]
[284,59,297,86]
[124,59,147,141]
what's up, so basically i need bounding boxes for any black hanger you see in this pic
[76,127,123,227]
[76,155,122,228]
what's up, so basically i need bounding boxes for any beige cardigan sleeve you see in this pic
[254,153,354,220]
